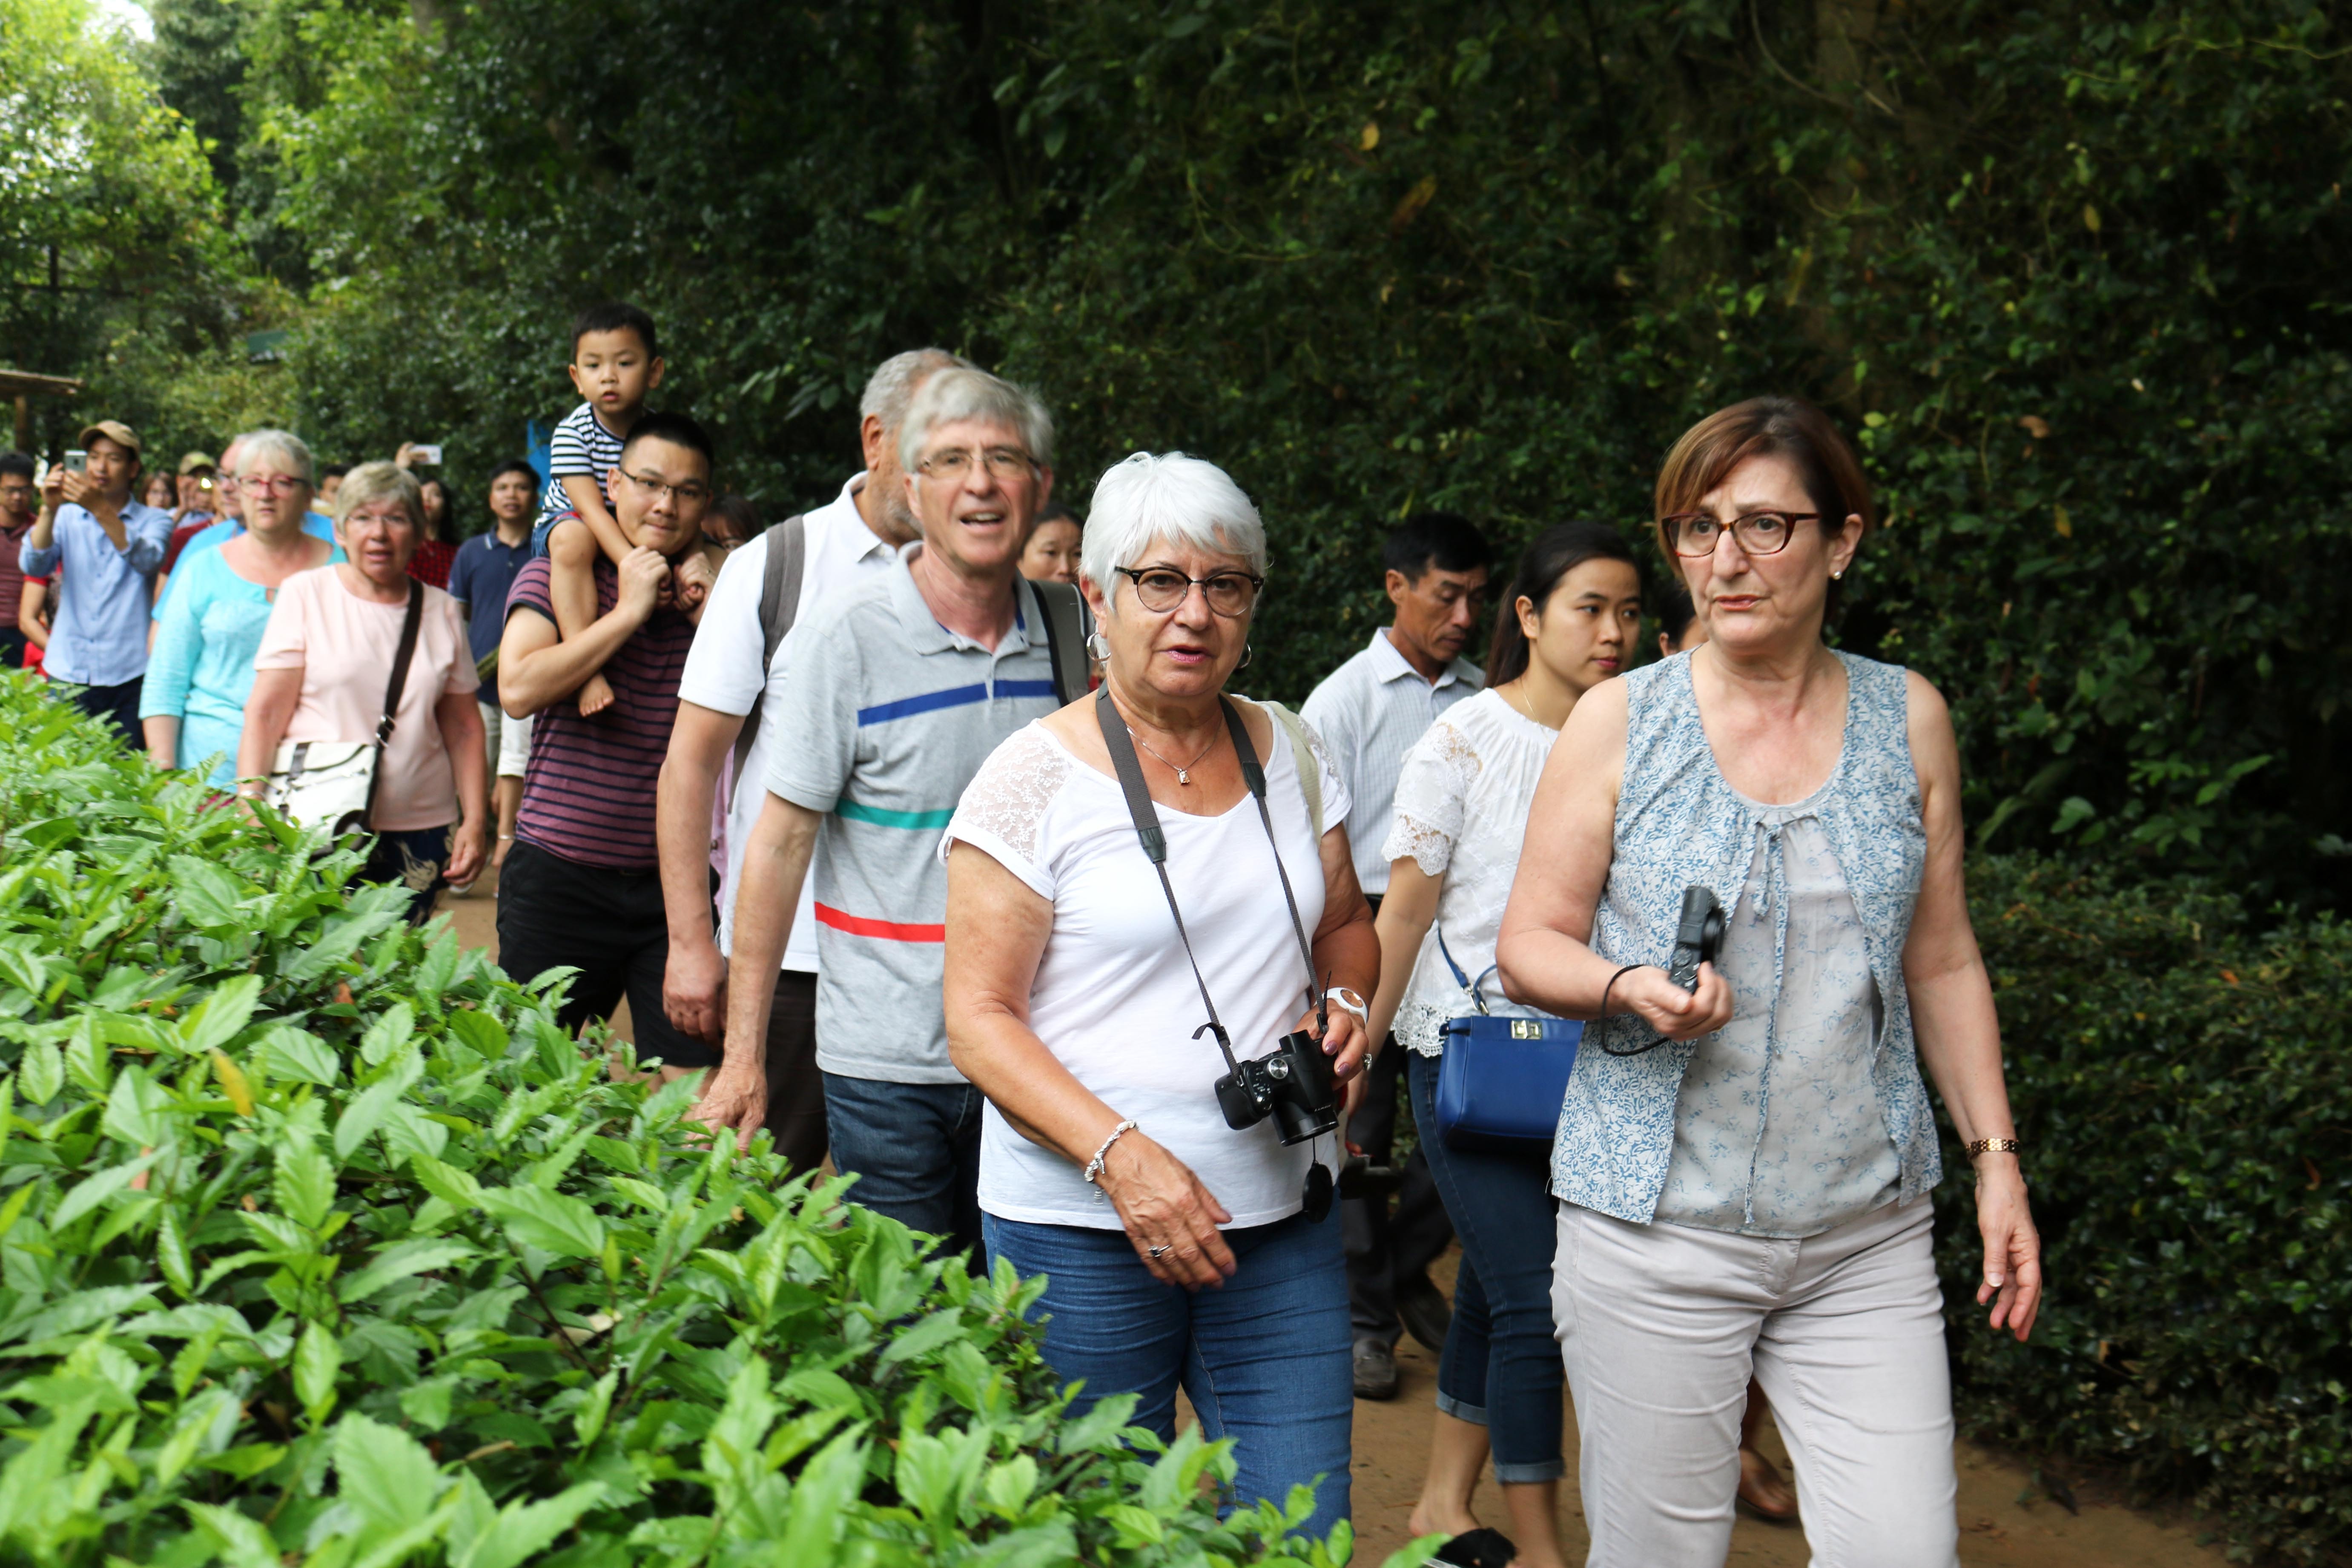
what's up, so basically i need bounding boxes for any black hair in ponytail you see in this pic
[1482,521,1641,687]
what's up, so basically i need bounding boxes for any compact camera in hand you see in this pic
[1666,885,1726,992]
[1213,1028,1339,1146]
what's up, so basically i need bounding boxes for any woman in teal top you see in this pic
[1499,396,2041,1567]
[141,430,339,786]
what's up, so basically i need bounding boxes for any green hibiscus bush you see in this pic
[1940,855,2352,1563]
[0,680,1392,1566]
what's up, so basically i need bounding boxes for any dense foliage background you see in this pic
[5,0,2335,900]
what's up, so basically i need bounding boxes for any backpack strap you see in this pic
[1257,699,1324,841]
[732,515,807,789]
[362,581,426,830]
[1027,577,1093,705]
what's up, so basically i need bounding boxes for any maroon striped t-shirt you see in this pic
[508,555,696,870]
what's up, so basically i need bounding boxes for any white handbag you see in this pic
[260,582,424,838]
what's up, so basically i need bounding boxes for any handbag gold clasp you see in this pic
[1511,1020,1543,1040]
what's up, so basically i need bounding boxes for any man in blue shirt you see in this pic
[445,458,539,880]
[23,421,176,743]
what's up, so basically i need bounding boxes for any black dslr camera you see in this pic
[1666,885,1727,992]
[1212,1025,1339,1146]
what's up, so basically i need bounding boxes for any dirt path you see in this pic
[436,873,2222,1568]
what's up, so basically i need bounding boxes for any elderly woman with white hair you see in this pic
[941,452,1379,1537]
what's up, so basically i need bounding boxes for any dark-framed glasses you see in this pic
[621,469,711,505]
[1663,510,1821,559]
[918,447,1035,483]
[1118,565,1263,617]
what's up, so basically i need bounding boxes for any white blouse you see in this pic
[1381,688,1563,1057]
[943,711,1354,1230]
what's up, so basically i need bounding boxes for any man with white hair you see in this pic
[694,367,1066,1262]
[656,347,972,1175]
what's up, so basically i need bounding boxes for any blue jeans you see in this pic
[983,1205,1353,1539]
[821,1072,985,1263]
[1409,1050,1566,1483]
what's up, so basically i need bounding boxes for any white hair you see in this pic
[897,367,1054,473]
[238,429,314,486]
[1081,452,1266,612]
[859,348,974,432]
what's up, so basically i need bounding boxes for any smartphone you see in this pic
[409,443,444,465]
[63,450,86,473]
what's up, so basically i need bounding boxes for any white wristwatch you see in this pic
[1325,987,1369,1024]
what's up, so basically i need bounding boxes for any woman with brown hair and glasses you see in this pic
[1497,396,2040,1565]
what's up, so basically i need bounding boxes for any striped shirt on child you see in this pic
[537,402,626,522]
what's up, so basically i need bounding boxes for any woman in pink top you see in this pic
[237,461,488,922]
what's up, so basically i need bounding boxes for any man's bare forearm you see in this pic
[718,797,821,1069]
[657,702,745,949]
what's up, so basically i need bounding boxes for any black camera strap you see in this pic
[1094,688,1322,1072]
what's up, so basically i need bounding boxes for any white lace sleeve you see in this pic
[1381,719,1480,877]
[1288,709,1353,831]
[941,725,1071,899]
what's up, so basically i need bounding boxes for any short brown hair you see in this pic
[1652,396,1873,582]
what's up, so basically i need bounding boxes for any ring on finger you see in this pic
[1147,1244,1171,1259]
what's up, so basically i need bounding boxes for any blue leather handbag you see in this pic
[1431,931,1582,1152]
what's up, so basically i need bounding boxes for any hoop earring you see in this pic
[1085,630,1110,662]
[1237,643,1253,670]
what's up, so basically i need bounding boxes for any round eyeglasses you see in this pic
[1117,566,1262,617]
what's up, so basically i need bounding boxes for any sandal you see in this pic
[1736,1445,1799,1523]
[1432,1526,1518,1568]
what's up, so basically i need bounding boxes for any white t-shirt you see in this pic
[674,475,897,971]
[1382,688,1564,1056]
[943,711,1353,1230]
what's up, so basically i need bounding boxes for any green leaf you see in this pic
[180,972,263,1056]
[335,1058,422,1158]
[294,1321,341,1424]
[185,1500,284,1568]
[879,1306,968,1365]
[359,1002,416,1066]
[157,1205,195,1298]
[167,855,249,931]
[22,1039,62,1105]
[411,1152,485,1208]
[276,1138,337,1230]
[479,1185,606,1258]
[256,1024,340,1086]
[50,1155,153,1231]
[574,1370,618,1448]
[338,1237,476,1304]
[777,1428,867,1561]
[334,1411,443,1529]
[453,1482,607,1568]
[100,1063,169,1148]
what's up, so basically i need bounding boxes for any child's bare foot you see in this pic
[578,672,617,717]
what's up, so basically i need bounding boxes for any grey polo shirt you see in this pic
[1300,627,1482,896]
[764,543,1063,1084]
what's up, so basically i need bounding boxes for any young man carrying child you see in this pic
[538,301,668,717]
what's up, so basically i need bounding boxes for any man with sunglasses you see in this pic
[493,413,722,1079]
[693,367,1061,1266]
[1302,509,1491,1400]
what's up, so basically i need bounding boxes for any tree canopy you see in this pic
[18,0,2352,897]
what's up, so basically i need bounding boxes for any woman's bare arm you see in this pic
[1497,680,1730,1035]
[235,665,305,789]
[943,840,1237,1289]
[1901,670,2041,1340]
[1367,857,1441,1049]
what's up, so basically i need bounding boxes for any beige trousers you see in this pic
[1552,1196,1960,1568]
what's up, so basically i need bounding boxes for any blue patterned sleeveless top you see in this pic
[1549,649,1942,1223]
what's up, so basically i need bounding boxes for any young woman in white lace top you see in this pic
[1365,522,1641,1568]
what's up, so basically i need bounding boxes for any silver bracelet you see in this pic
[1082,1119,1137,1187]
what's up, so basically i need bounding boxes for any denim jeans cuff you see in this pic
[1434,1391,1488,1427]
[1491,1456,1568,1485]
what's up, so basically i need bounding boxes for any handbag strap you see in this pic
[1433,927,1499,1018]
[361,580,427,828]
[1094,688,1322,1072]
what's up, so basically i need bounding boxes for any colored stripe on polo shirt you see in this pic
[836,799,956,830]
[814,903,947,942]
[857,677,1058,727]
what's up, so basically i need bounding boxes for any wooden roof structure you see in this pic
[0,367,83,453]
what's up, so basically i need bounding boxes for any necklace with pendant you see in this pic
[1128,725,1218,784]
